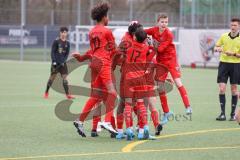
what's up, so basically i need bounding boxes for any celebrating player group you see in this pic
[70,2,192,140]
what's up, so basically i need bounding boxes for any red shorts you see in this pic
[145,75,156,97]
[123,76,154,99]
[144,85,156,97]
[155,60,181,82]
[90,64,114,99]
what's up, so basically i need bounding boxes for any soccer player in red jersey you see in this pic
[144,57,163,135]
[73,2,117,137]
[145,14,192,124]
[116,23,163,139]
[73,50,117,138]
[73,50,100,137]
[122,28,156,140]
[115,21,143,139]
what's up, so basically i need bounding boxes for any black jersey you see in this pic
[51,38,70,64]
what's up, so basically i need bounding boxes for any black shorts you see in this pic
[217,62,240,84]
[51,63,68,75]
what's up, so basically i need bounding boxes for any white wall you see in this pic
[178,29,228,67]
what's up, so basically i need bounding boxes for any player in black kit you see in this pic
[44,27,74,99]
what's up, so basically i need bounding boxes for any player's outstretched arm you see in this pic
[144,27,155,36]
[72,49,92,62]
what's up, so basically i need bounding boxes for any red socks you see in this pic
[150,108,159,128]
[104,92,117,122]
[124,102,133,128]
[136,102,147,128]
[92,116,101,131]
[79,97,100,122]
[117,112,124,129]
[159,92,170,113]
[178,86,190,108]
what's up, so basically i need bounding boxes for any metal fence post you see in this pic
[20,0,26,61]
[129,0,133,21]
[228,0,231,24]
[77,0,81,25]
[191,0,196,28]
[90,0,94,25]
[44,25,47,61]
[179,0,183,28]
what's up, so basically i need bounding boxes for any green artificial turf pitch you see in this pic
[0,60,239,160]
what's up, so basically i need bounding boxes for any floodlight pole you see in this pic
[20,0,26,61]
[224,0,227,27]
[90,0,94,25]
[179,0,183,27]
[44,25,47,61]
[191,0,195,28]
[228,0,231,24]
[77,0,81,25]
[238,0,240,17]
[129,0,133,21]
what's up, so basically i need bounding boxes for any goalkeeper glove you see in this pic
[52,62,57,67]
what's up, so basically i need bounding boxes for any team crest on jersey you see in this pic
[58,44,63,54]
[58,48,63,54]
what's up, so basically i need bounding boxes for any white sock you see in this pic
[104,121,111,125]
[118,129,123,133]
[139,128,144,134]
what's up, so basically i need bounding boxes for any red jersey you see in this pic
[145,27,176,62]
[121,32,133,48]
[89,25,116,65]
[113,32,134,68]
[123,40,155,79]
[115,32,134,98]
[126,42,148,63]
[145,58,156,85]
[117,32,134,68]
[123,40,155,98]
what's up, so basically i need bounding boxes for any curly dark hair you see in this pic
[135,28,147,43]
[91,2,110,22]
[128,21,143,36]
